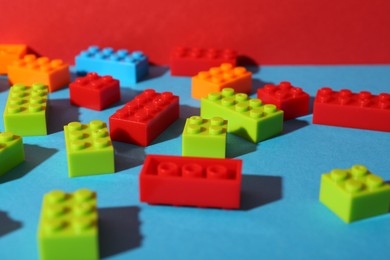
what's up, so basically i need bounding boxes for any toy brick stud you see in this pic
[38,189,99,260]
[182,116,227,158]
[3,83,49,136]
[170,47,237,76]
[257,81,310,120]
[69,72,121,110]
[319,165,390,223]
[140,154,242,209]
[7,54,70,92]
[64,120,115,177]
[313,87,390,131]
[75,46,148,85]
[0,132,24,176]
[192,63,252,99]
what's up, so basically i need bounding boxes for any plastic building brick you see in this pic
[0,44,27,74]
[201,88,284,143]
[75,46,148,85]
[313,88,390,131]
[38,189,98,260]
[3,83,48,136]
[139,154,242,209]
[69,72,120,111]
[170,47,237,76]
[109,89,179,146]
[0,132,24,177]
[319,165,390,223]
[192,63,252,99]
[64,120,114,177]
[7,54,70,92]
[182,116,227,158]
[257,81,310,120]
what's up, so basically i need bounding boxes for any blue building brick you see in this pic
[75,46,148,86]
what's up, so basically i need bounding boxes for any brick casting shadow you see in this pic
[143,66,169,81]
[0,210,22,237]
[226,134,257,158]
[47,98,80,134]
[0,75,9,92]
[0,144,57,184]
[240,174,283,210]
[112,141,146,172]
[309,96,315,114]
[99,206,142,258]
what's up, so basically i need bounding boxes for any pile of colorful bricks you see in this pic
[1,44,389,260]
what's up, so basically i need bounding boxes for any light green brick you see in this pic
[3,83,48,136]
[64,120,114,177]
[200,88,283,143]
[319,165,390,223]
[38,189,99,260]
[182,116,227,158]
[0,132,24,176]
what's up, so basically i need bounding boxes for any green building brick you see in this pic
[38,189,99,260]
[182,116,227,158]
[3,83,48,136]
[64,120,114,177]
[319,165,390,223]
[200,88,283,143]
[0,132,24,177]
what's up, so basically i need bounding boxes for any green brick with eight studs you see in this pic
[201,88,283,143]
[182,116,227,158]
[64,120,114,177]
[319,165,390,223]
[38,189,99,260]
[0,132,24,176]
[3,83,48,136]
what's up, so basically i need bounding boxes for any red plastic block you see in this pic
[69,73,120,111]
[257,81,310,120]
[313,88,390,131]
[109,89,179,146]
[170,47,237,76]
[139,154,242,209]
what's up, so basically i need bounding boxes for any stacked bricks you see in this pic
[64,120,114,177]
[7,54,70,92]
[4,83,49,136]
[38,189,99,260]
[192,63,252,99]
[0,44,27,74]
[313,88,390,131]
[319,165,390,223]
[170,47,237,76]
[139,154,242,209]
[109,89,179,146]
[0,132,24,177]
[75,46,148,85]
[257,81,310,120]
[69,72,120,110]
[182,116,227,158]
[201,88,283,143]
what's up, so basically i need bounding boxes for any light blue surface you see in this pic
[0,65,390,260]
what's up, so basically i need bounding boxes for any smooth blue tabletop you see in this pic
[0,65,389,260]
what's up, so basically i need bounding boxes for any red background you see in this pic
[1,0,389,65]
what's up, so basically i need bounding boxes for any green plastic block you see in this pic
[3,83,48,136]
[0,132,24,177]
[319,165,390,223]
[64,120,115,177]
[38,189,99,260]
[201,88,283,143]
[182,116,227,158]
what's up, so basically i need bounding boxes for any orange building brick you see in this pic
[7,54,70,92]
[0,44,27,74]
[191,63,252,99]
